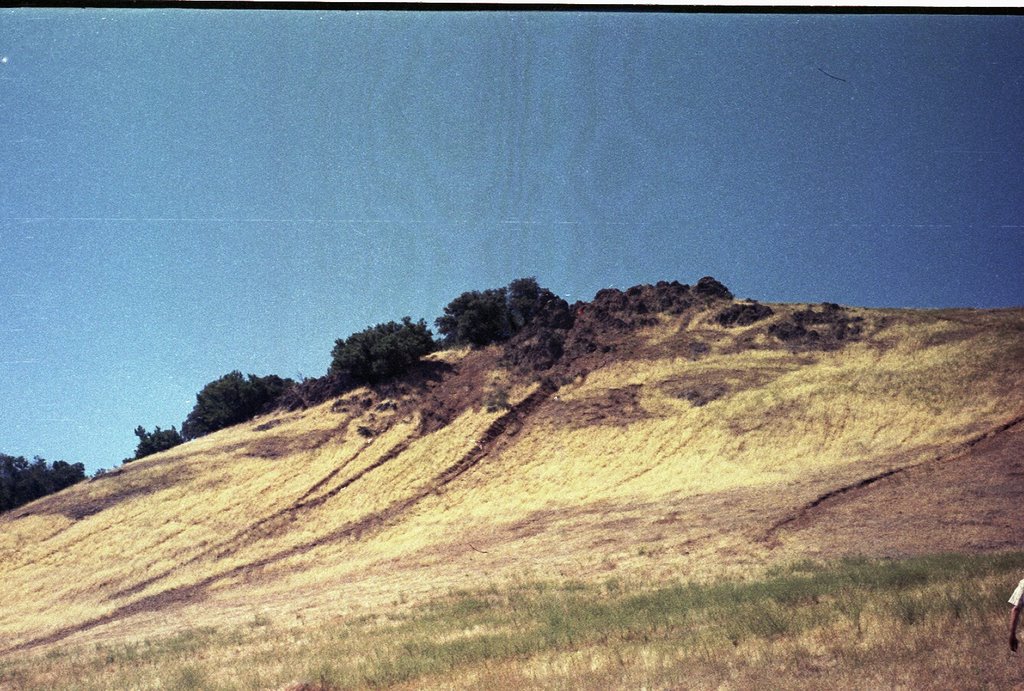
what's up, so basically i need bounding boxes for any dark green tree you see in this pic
[435,287,510,346]
[435,278,569,347]
[506,277,542,332]
[125,425,184,463]
[0,453,86,513]
[330,317,435,384]
[181,372,294,440]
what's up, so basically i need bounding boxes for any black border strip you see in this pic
[0,2,1021,14]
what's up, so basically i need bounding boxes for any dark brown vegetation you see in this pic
[261,276,876,452]
[155,276,860,457]
[715,300,774,326]
[767,302,864,349]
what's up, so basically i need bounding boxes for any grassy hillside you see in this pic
[1,290,1022,687]
[4,552,1024,690]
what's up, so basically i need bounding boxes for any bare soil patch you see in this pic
[658,360,811,408]
[555,384,650,429]
[11,464,199,522]
[768,415,1024,557]
[244,423,351,460]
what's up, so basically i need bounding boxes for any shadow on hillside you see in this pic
[11,462,201,522]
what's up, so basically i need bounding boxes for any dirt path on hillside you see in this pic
[1,380,563,657]
[762,414,1024,557]
[8,411,1019,657]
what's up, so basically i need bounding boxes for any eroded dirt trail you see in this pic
[3,379,563,656]
[763,414,1024,554]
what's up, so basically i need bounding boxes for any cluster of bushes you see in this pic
[435,277,569,347]
[130,278,564,453]
[124,425,184,464]
[0,453,86,513]
[716,301,774,327]
[768,303,864,347]
[124,372,294,462]
[124,276,729,458]
[330,317,435,384]
[181,372,295,440]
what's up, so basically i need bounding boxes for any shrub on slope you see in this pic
[124,425,184,463]
[330,317,436,384]
[181,371,294,440]
[436,277,571,348]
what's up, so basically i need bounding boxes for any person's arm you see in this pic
[1011,605,1021,652]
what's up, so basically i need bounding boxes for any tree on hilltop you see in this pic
[125,425,183,463]
[435,288,510,347]
[181,371,294,440]
[507,277,543,332]
[330,317,435,384]
[435,277,569,347]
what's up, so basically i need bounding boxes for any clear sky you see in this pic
[1,10,1022,473]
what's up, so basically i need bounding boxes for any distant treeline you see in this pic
[0,453,86,513]
[127,276,761,467]
[126,277,569,463]
[5,276,737,511]
[1,274,832,516]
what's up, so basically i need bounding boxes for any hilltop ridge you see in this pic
[1,279,1022,659]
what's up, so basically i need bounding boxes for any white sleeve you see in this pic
[1010,580,1024,607]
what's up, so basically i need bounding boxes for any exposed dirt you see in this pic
[430,378,559,488]
[244,423,352,460]
[657,360,812,409]
[9,483,157,522]
[274,373,357,411]
[555,385,651,429]
[767,303,864,350]
[764,414,1024,556]
[414,350,506,435]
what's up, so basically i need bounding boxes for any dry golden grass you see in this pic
[3,551,1023,690]
[0,303,1021,686]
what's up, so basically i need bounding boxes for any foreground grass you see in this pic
[3,551,1024,690]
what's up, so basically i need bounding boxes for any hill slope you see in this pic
[2,286,1022,657]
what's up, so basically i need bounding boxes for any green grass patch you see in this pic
[3,550,1023,690]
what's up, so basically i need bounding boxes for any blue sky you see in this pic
[1,10,1022,473]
